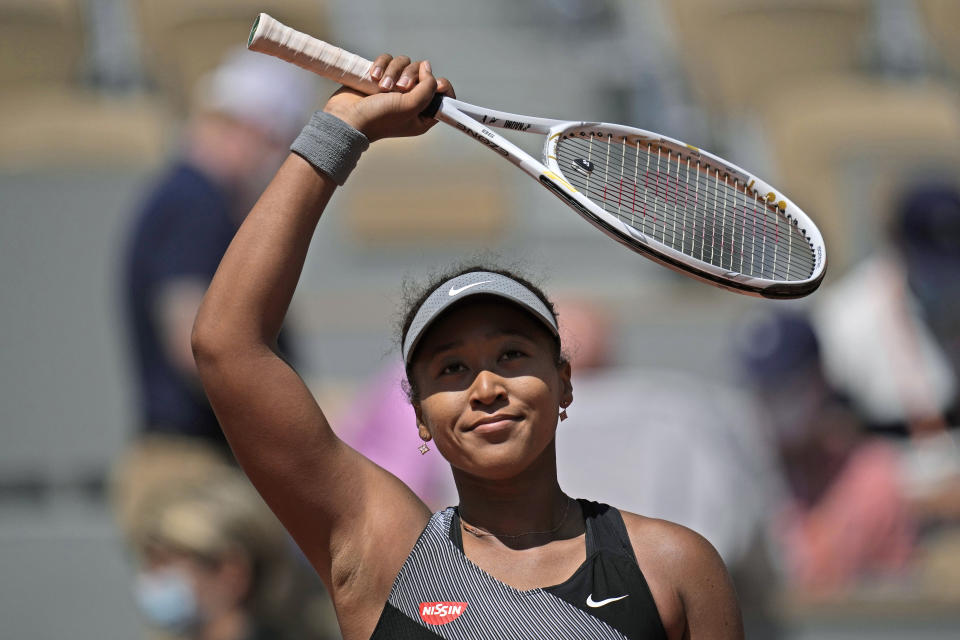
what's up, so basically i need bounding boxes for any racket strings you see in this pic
[556,136,815,281]
[564,136,811,281]
[560,136,791,248]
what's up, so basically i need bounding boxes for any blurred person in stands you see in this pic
[336,361,457,511]
[738,311,917,595]
[554,299,783,637]
[811,181,960,591]
[812,182,960,480]
[115,47,316,530]
[115,49,340,639]
[131,473,294,640]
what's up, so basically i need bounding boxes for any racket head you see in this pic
[541,123,826,298]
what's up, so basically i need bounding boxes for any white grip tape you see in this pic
[248,13,379,95]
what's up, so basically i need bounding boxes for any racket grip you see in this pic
[421,93,444,119]
[248,13,380,95]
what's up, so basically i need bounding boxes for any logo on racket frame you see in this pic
[453,122,508,157]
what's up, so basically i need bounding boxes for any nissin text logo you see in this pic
[419,601,468,625]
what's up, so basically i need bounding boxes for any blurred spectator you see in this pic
[131,473,294,640]
[738,311,917,596]
[812,181,960,438]
[113,48,339,640]
[336,362,456,511]
[115,47,316,531]
[811,181,960,537]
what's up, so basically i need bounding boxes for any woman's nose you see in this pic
[469,368,507,406]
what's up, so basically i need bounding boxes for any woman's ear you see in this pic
[414,405,432,442]
[558,360,573,407]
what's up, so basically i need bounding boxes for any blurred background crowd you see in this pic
[1,0,959,638]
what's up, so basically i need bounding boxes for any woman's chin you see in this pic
[452,446,550,483]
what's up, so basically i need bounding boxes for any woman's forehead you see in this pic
[414,298,554,356]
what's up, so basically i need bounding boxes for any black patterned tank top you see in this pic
[369,499,667,639]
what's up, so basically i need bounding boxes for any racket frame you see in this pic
[435,98,825,299]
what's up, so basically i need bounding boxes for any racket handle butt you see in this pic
[421,93,444,119]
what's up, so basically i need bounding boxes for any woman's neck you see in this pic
[452,442,576,545]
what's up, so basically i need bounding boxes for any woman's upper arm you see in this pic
[196,344,431,585]
[623,514,744,640]
[677,529,744,640]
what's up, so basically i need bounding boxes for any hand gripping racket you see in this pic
[248,13,826,299]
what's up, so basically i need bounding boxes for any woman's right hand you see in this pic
[322,56,455,143]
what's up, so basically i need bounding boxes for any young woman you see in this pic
[192,56,744,640]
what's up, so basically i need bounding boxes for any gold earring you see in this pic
[559,406,568,422]
[418,442,430,455]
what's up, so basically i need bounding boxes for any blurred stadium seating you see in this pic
[917,0,960,78]
[0,0,84,86]
[135,0,329,112]
[667,0,872,117]
[340,136,512,246]
[0,87,170,170]
[758,78,960,276]
[0,0,170,170]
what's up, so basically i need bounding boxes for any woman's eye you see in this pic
[500,349,526,361]
[440,362,466,375]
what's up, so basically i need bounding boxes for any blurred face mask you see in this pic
[135,567,201,632]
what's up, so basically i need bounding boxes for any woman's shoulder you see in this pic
[616,509,724,574]
[615,508,743,638]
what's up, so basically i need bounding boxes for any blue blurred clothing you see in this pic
[124,161,236,445]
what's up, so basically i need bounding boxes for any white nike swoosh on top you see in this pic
[586,594,629,608]
[448,281,492,296]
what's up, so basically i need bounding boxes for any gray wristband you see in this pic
[290,111,370,185]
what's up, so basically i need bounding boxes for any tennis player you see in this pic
[192,56,743,640]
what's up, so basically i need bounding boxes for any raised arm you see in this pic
[191,60,449,622]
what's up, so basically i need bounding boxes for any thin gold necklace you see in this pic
[459,496,573,539]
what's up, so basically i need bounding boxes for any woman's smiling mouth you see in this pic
[467,414,522,434]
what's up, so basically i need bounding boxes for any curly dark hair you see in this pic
[396,262,567,405]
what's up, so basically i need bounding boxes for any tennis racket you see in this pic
[248,13,826,299]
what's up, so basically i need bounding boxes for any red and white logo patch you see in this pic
[419,601,468,625]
